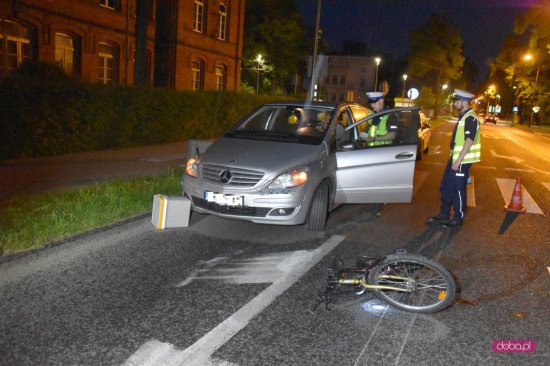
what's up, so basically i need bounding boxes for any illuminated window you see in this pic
[98,42,118,84]
[217,4,227,40]
[99,0,118,10]
[193,0,204,33]
[55,33,78,76]
[191,59,203,90]
[215,64,227,90]
[0,19,31,74]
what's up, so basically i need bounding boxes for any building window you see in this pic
[340,75,346,85]
[339,93,344,102]
[331,93,336,102]
[325,76,329,84]
[0,19,31,75]
[55,33,78,76]
[193,0,205,33]
[215,64,227,90]
[191,59,203,90]
[332,75,337,85]
[217,3,227,40]
[99,0,119,10]
[360,78,365,88]
[98,42,118,84]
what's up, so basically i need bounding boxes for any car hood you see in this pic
[200,137,325,176]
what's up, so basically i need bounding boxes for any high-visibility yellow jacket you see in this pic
[367,114,391,146]
[452,110,481,164]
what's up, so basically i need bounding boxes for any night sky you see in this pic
[298,0,540,83]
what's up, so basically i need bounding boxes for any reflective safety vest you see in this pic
[452,109,481,164]
[367,114,391,146]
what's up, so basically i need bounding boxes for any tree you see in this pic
[242,0,307,94]
[490,1,549,125]
[407,13,464,118]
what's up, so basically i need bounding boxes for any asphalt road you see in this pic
[0,121,549,365]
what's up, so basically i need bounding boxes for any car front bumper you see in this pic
[182,175,312,225]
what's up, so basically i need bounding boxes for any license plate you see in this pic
[204,191,243,206]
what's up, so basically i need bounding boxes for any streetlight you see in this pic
[401,74,408,99]
[374,57,381,91]
[442,84,450,114]
[256,54,263,94]
[523,53,541,127]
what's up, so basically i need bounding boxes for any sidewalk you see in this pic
[0,142,188,203]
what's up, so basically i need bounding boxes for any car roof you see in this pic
[262,100,359,109]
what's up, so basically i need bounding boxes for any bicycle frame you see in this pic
[327,269,414,292]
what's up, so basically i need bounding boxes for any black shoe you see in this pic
[441,219,463,228]
[426,214,450,224]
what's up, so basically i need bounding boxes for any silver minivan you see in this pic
[183,101,421,230]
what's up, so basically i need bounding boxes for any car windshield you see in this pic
[224,105,335,145]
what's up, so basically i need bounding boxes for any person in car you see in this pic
[360,91,398,146]
[427,88,481,228]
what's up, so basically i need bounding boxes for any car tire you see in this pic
[424,144,429,153]
[305,181,329,231]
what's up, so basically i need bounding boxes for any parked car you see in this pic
[484,115,497,124]
[417,111,431,160]
[183,101,421,231]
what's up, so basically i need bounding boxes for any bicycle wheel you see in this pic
[367,253,455,313]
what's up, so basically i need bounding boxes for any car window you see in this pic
[337,108,420,151]
[226,105,335,145]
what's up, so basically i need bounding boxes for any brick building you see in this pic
[0,0,245,90]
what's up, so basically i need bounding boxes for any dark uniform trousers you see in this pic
[439,159,471,221]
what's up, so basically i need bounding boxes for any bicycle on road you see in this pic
[311,249,456,314]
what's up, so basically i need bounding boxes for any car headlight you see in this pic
[269,168,309,188]
[185,158,198,177]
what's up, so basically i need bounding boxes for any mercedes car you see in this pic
[183,101,421,231]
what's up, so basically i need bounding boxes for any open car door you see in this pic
[334,107,420,204]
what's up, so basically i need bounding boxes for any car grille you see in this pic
[192,196,270,217]
[201,164,264,187]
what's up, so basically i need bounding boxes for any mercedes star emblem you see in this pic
[219,170,232,184]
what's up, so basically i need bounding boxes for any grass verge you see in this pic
[0,168,181,256]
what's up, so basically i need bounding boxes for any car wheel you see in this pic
[305,181,329,231]
[424,144,429,153]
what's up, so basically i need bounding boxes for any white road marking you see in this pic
[495,178,544,214]
[547,267,550,276]
[543,183,550,191]
[176,251,315,286]
[505,167,536,173]
[123,235,346,366]
[490,149,523,164]
[431,145,441,155]
[474,165,497,170]
[423,161,444,166]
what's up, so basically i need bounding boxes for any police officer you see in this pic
[427,89,481,227]
[359,91,398,146]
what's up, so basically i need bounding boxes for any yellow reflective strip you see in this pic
[157,195,166,229]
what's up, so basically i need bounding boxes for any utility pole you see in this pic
[308,0,322,101]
